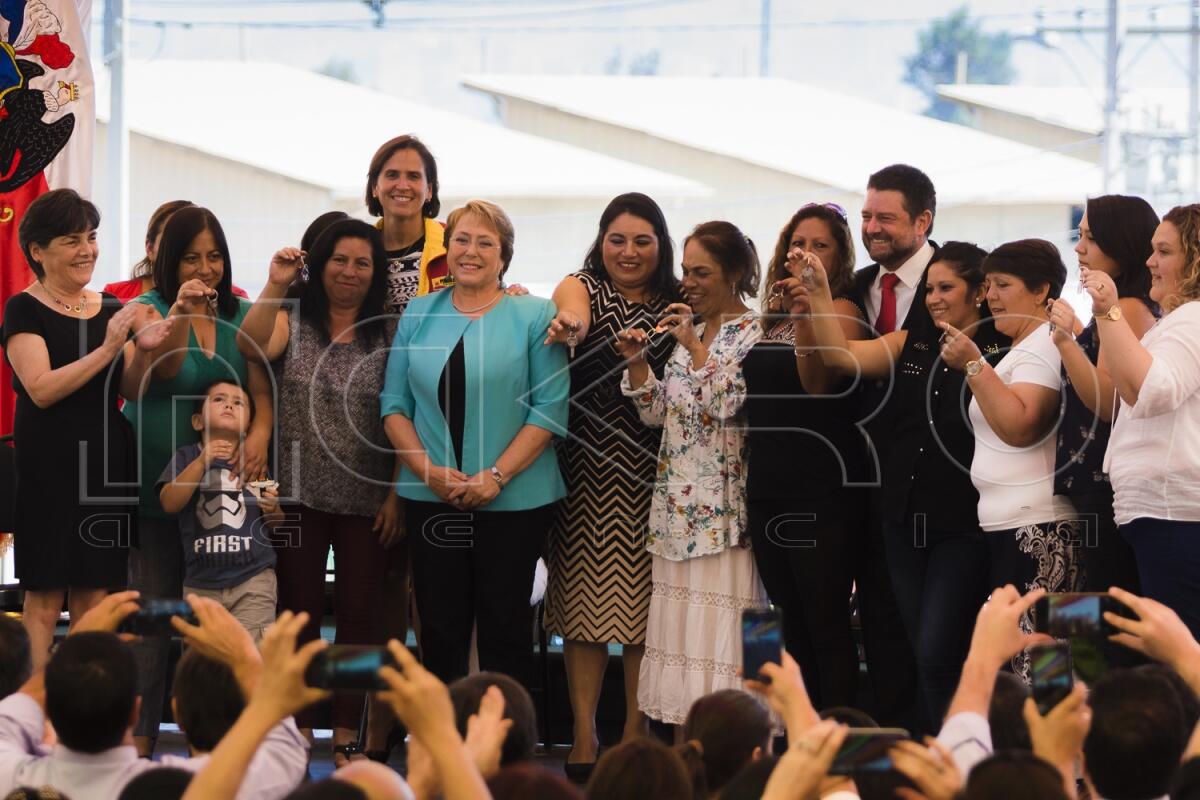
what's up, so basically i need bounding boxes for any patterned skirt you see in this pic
[988,519,1086,680]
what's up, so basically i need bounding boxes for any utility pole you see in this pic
[103,0,129,282]
[759,0,770,77]
[1039,0,1200,198]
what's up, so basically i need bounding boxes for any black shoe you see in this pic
[563,761,596,784]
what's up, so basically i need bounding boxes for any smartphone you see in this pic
[1030,642,1074,715]
[741,607,783,683]
[118,598,198,637]
[828,728,909,775]
[1033,592,1133,637]
[304,645,396,691]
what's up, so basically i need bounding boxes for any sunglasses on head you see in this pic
[801,202,848,221]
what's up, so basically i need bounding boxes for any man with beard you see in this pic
[845,164,938,730]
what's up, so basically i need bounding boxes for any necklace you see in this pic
[45,286,87,315]
[451,289,503,315]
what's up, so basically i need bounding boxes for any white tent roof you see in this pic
[463,74,1101,205]
[936,83,1188,137]
[93,60,709,201]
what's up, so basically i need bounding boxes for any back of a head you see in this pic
[172,649,245,753]
[1085,668,1187,800]
[45,633,136,754]
[964,752,1069,800]
[117,767,193,800]
[5,788,72,800]
[5,789,73,800]
[819,706,879,727]
[486,763,581,800]
[680,690,772,797]
[449,672,536,766]
[989,671,1032,752]
[587,737,693,800]
[301,211,352,254]
[334,760,414,800]
[718,755,778,800]
[0,615,31,699]
[1136,663,1200,733]
[284,780,368,800]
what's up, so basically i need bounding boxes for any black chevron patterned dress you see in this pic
[544,271,677,644]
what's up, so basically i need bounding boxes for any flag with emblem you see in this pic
[0,0,95,435]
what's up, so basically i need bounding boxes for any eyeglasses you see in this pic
[800,202,848,221]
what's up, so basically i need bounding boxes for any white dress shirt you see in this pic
[1106,301,1200,525]
[864,240,935,330]
[0,692,308,800]
[936,711,993,778]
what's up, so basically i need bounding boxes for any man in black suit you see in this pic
[847,164,938,730]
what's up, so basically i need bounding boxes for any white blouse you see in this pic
[1106,301,1200,525]
[620,311,761,561]
[968,324,1067,531]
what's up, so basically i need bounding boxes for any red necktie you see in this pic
[875,272,900,335]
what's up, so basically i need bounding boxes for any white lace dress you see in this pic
[620,311,768,724]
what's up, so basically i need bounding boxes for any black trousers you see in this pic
[1069,493,1142,595]
[748,497,859,711]
[407,500,551,692]
[856,495,918,728]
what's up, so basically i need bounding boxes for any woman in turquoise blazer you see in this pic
[382,199,569,690]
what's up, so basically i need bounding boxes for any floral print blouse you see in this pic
[620,311,762,561]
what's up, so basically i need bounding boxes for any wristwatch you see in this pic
[1099,305,1123,322]
[964,359,985,377]
[490,465,506,490]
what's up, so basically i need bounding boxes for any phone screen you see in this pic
[119,598,198,637]
[1046,594,1103,636]
[829,729,908,775]
[1031,643,1073,714]
[741,608,782,683]
[305,646,395,691]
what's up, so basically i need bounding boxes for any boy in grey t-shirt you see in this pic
[158,380,280,640]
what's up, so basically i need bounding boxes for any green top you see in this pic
[123,290,252,518]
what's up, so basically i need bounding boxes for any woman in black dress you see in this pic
[796,241,1007,728]
[2,190,171,669]
[742,202,868,710]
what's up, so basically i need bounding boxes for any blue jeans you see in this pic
[884,521,990,731]
[1122,517,1200,641]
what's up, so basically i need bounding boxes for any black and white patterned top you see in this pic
[384,239,423,315]
[274,313,397,516]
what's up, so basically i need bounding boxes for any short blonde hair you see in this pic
[1161,204,1200,312]
[444,199,515,277]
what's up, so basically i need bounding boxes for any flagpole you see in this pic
[103,0,129,284]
